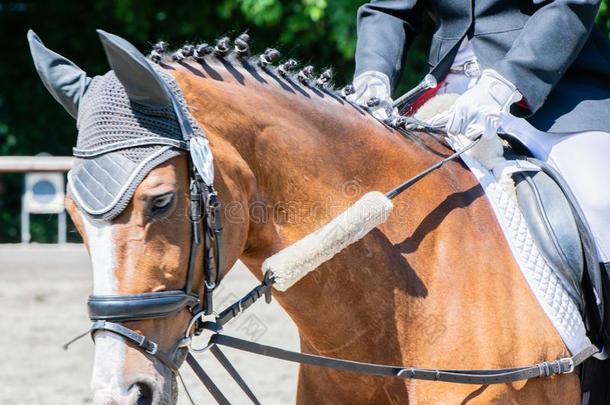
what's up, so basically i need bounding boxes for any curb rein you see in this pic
[64,130,598,404]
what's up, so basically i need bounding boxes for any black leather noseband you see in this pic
[88,291,200,322]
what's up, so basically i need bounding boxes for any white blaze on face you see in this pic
[84,217,118,296]
[82,215,129,399]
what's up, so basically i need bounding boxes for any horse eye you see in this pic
[151,193,174,213]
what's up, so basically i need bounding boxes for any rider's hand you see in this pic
[432,69,522,139]
[347,71,395,121]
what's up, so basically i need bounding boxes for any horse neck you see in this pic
[172,62,556,362]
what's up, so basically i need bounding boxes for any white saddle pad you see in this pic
[453,141,592,356]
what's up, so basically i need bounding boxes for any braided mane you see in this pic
[148,33,446,152]
[148,33,350,98]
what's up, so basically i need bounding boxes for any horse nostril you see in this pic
[129,382,154,405]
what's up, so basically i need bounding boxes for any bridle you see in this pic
[84,152,226,372]
[64,115,598,404]
[61,54,232,376]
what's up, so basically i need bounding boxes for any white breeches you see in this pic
[437,40,610,261]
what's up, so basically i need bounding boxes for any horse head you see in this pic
[27,29,257,404]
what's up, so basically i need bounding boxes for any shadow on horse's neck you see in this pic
[170,60,461,350]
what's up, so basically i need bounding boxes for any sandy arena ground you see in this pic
[0,244,299,404]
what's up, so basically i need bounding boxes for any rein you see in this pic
[174,263,596,405]
[64,127,598,404]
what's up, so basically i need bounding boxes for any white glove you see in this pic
[347,71,395,121]
[431,69,522,139]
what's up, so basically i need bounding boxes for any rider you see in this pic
[349,0,610,401]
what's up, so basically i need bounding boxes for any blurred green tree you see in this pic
[0,0,609,242]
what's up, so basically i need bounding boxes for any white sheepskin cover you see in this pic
[263,191,393,291]
[413,93,458,123]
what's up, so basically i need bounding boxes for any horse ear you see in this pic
[27,30,91,119]
[96,29,172,108]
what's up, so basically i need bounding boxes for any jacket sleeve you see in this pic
[493,0,600,116]
[354,0,422,90]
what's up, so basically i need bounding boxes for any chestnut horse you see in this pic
[57,42,580,403]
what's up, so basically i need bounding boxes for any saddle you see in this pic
[499,136,610,404]
[501,135,607,352]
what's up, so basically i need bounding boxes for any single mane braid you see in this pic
[278,59,299,78]
[194,43,213,61]
[234,33,251,58]
[214,37,231,58]
[316,69,334,88]
[259,48,281,67]
[297,65,315,83]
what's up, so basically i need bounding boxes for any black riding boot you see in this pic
[580,262,610,405]
[580,356,610,405]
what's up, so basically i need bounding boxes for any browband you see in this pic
[73,137,189,158]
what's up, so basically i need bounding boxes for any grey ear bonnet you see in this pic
[69,69,201,221]
[28,30,213,221]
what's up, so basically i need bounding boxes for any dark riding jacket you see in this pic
[355,0,610,133]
